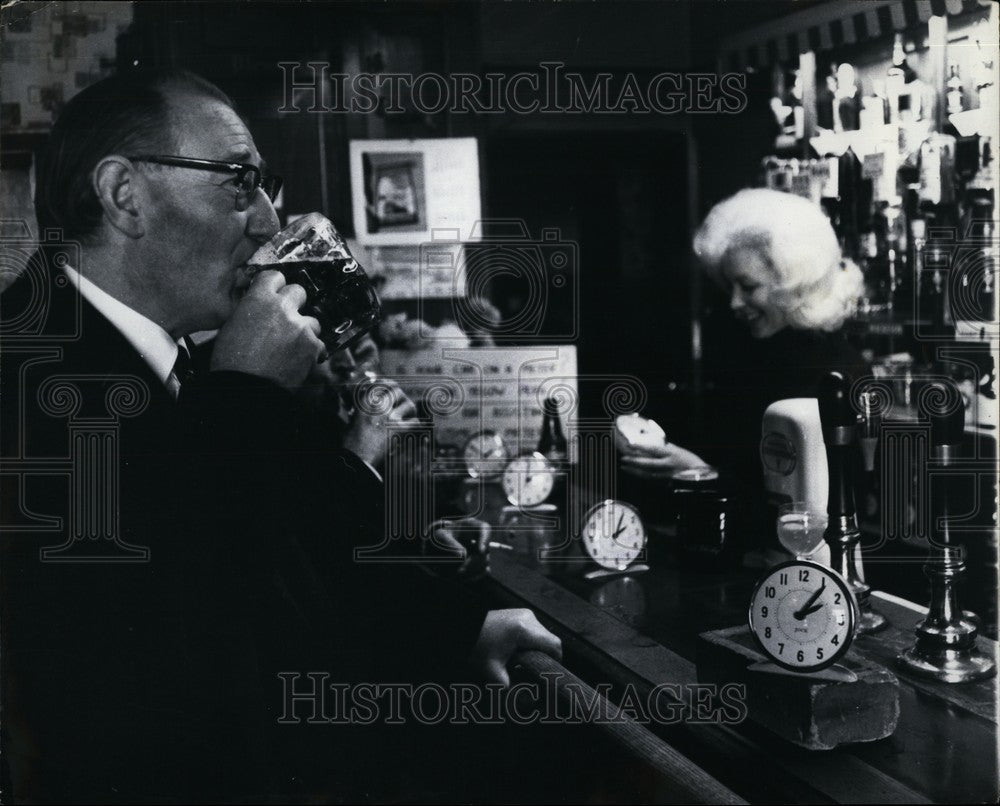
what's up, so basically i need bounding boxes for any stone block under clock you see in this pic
[696,625,900,750]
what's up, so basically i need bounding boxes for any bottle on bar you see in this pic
[537,396,568,464]
[818,371,887,634]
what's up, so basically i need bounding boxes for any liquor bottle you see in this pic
[819,156,841,231]
[947,62,965,116]
[917,211,953,339]
[838,148,865,259]
[919,133,957,207]
[902,187,925,319]
[957,193,997,334]
[537,396,568,464]
[834,62,861,132]
[886,34,917,123]
[972,38,997,112]
[885,205,904,310]
[818,371,886,634]
[867,202,891,306]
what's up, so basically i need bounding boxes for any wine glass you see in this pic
[776,502,828,560]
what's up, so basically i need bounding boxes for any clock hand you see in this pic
[800,602,825,617]
[611,512,626,539]
[793,578,826,621]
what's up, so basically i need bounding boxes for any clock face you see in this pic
[463,431,509,479]
[502,453,555,507]
[580,500,646,571]
[748,560,857,672]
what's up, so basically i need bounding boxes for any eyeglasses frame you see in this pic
[126,154,283,207]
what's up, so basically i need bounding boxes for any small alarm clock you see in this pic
[502,452,556,507]
[580,500,647,572]
[462,430,509,479]
[748,560,857,673]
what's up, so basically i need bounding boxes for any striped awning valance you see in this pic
[719,0,990,70]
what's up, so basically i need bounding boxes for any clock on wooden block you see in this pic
[695,624,900,750]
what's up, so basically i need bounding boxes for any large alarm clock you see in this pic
[502,452,556,507]
[748,560,857,673]
[462,430,509,479]
[580,500,647,571]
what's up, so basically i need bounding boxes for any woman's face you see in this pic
[721,247,788,339]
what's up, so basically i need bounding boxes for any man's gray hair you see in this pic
[35,69,236,243]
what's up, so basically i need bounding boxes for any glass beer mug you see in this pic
[247,212,382,352]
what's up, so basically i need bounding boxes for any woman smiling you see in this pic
[621,188,868,508]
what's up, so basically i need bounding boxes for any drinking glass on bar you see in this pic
[776,501,829,560]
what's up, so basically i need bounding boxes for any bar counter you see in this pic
[481,525,998,804]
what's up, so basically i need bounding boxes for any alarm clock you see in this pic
[502,452,556,507]
[580,500,647,572]
[748,560,857,673]
[462,430,509,479]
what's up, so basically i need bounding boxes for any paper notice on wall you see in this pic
[347,241,466,300]
[380,346,577,455]
[350,137,481,247]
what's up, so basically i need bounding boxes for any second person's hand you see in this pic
[341,377,416,469]
[619,442,708,479]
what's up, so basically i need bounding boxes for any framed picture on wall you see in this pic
[349,137,481,245]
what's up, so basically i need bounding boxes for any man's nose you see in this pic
[246,190,281,242]
[729,287,745,311]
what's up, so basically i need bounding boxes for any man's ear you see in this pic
[92,157,145,239]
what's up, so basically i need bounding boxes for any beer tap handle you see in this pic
[819,371,887,633]
[818,371,857,443]
[818,371,858,520]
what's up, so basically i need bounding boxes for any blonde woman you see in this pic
[623,187,867,478]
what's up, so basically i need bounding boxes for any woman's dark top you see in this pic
[697,327,870,542]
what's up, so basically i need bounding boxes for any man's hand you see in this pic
[619,442,707,479]
[472,609,562,687]
[211,270,324,391]
[423,518,490,580]
[341,378,416,468]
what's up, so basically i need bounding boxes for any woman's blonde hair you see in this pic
[693,188,864,332]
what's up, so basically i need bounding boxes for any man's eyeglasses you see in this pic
[127,155,283,210]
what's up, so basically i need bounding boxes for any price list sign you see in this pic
[381,346,577,456]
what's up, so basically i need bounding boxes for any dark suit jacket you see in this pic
[0,259,484,803]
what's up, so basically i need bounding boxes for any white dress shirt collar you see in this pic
[63,266,184,397]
